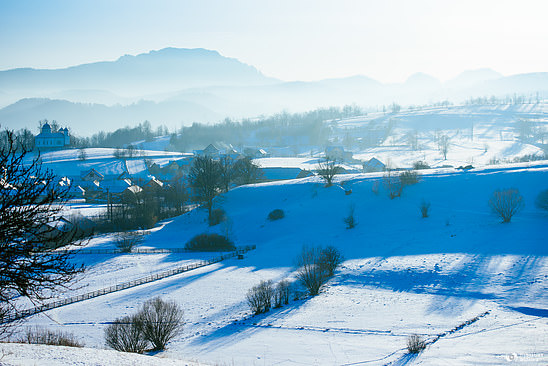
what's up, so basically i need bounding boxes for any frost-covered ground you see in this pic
[10,162,548,365]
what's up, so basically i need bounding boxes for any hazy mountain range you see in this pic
[1,47,547,136]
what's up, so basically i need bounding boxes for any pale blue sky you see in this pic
[1,0,547,82]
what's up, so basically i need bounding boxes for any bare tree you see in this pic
[218,155,235,192]
[233,157,262,185]
[488,188,524,223]
[136,297,184,351]
[316,156,342,187]
[188,156,221,224]
[438,135,450,160]
[0,130,84,331]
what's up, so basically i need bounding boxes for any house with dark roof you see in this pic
[34,122,70,149]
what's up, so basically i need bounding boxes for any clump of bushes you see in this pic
[246,279,292,315]
[296,246,343,296]
[185,233,235,252]
[267,209,285,221]
[412,161,430,170]
[105,297,184,353]
[209,208,226,226]
[19,327,83,348]
[246,280,275,315]
[407,334,427,353]
[382,170,420,199]
[488,188,524,223]
[273,280,291,308]
[400,170,420,186]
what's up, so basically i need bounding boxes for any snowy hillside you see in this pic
[14,162,548,365]
[339,103,547,169]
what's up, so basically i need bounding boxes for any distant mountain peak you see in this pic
[446,68,503,88]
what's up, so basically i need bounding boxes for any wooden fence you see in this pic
[2,245,255,324]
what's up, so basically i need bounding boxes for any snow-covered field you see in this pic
[8,161,548,365]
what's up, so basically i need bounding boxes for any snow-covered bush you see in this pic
[136,297,184,351]
[21,327,83,348]
[420,200,431,218]
[185,233,235,251]
[274,280,291,308]
[105,315,148,353]
[535,189,548,211]
[406,334,426,353]
[246,280,275,314]
[267,209,285,221]
[488,188,524,223]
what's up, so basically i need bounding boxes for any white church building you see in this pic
[34,122,70,149]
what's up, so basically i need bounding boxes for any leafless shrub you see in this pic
[343,204,357,229]
[105,315,148,353]
[318,246,343,277]
[295,246,342,296]
[420,200,431,218]
[488,188,524,223]
[21,327,83,348]
[383,170,402,199]
[274,280,291,308]
[136,297,184,351]
[114,231,145,253]
[407,334,426,354]
[400,170,420,186]
[246,280,275,314]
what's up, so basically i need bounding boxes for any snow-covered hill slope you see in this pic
[342,103,547,168]
[16,163,548,365]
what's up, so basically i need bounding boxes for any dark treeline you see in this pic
[72,121,169,148]
[169,105,365,152]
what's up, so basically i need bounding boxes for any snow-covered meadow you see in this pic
[6,160,547,365]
